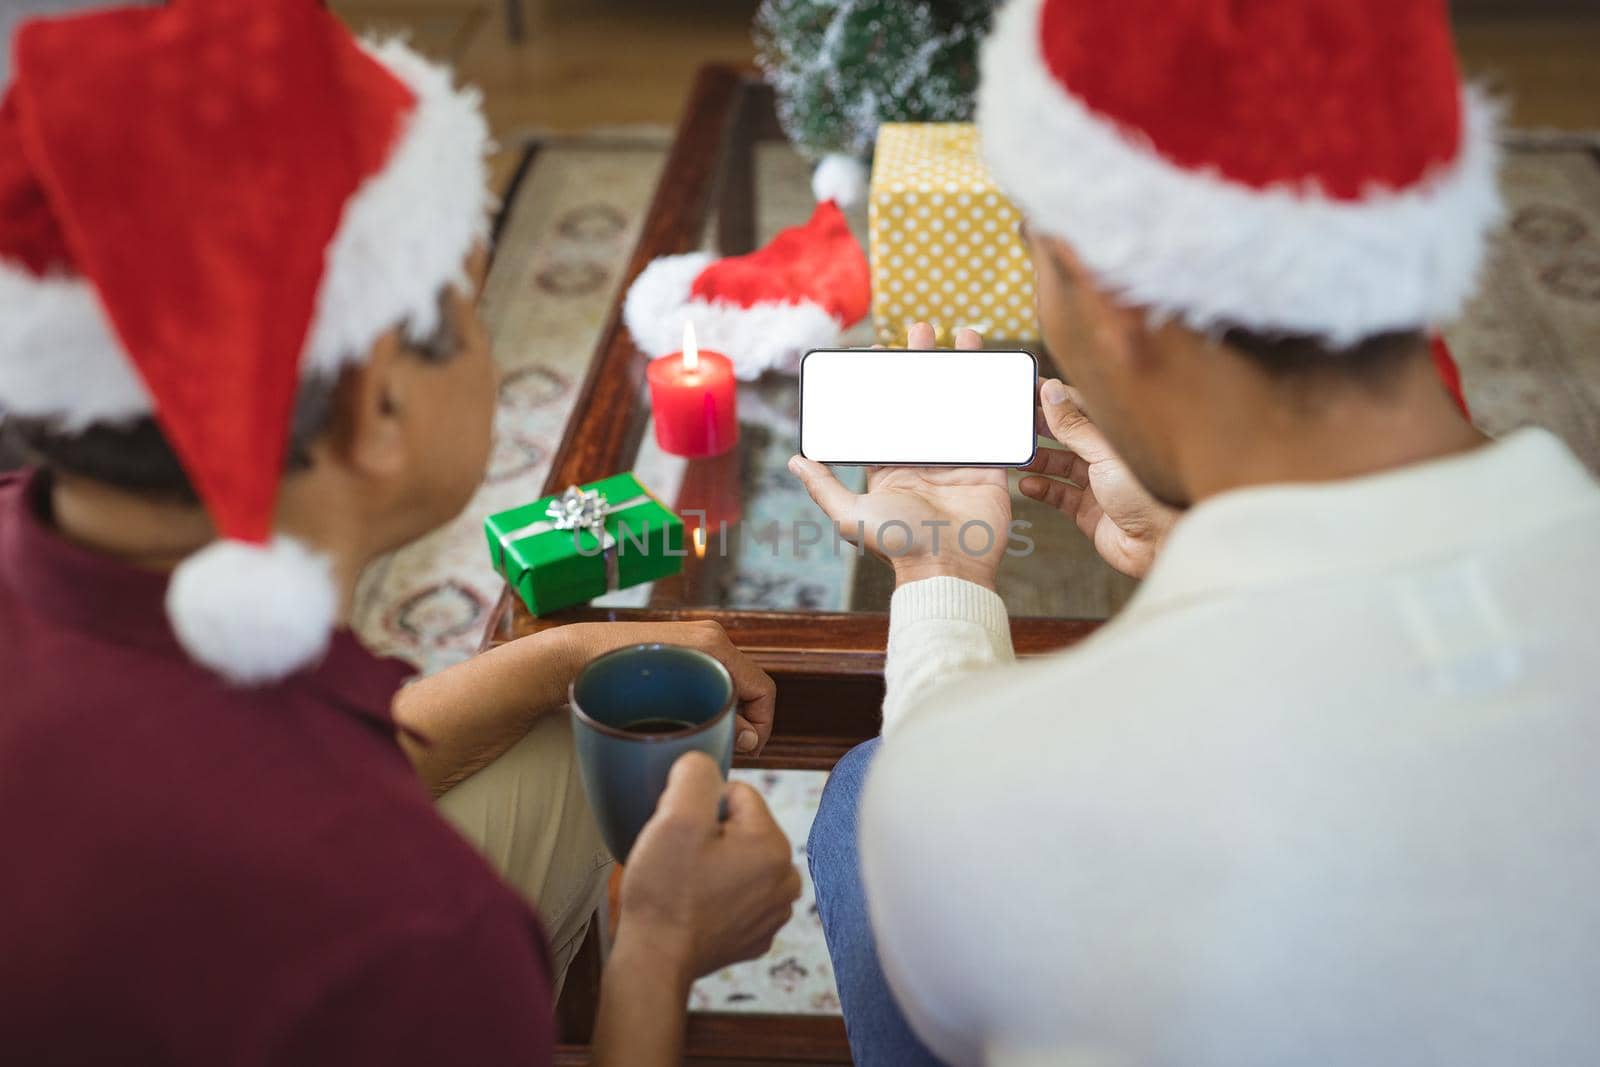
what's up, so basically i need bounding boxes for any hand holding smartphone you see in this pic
[798,347,1037,467]
[788,326,1022,590]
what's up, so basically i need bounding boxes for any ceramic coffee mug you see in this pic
[569,643,736,862]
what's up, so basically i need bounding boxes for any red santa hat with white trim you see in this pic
[976,0,1501,348]
[0,1,491,684]
[623,187,872,380]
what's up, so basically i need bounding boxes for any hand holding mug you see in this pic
[558,620,775,755]
[570,642,751,863]
[617,752,801,978]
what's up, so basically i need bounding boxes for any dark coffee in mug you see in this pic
[621,717,696,735]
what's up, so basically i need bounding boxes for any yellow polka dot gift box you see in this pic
[868,123,1038,345]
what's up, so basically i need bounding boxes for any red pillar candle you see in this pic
[646,321,738,457]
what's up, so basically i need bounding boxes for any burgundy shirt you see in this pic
[0,470,555,1064]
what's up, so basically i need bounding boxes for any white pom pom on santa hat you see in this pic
[811,153,869,210]
[166,538,339,686]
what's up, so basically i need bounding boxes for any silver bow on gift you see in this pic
[498,484,652,594]
[544,485,610,538]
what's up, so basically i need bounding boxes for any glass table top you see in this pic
[589,142,1136,621]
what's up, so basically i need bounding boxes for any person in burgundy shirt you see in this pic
[0,3,799,1064]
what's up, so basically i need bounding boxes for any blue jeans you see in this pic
[808,739,946,1066]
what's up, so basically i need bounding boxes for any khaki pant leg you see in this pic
[436,711,613,997]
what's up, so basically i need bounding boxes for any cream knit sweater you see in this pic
[859,429,1600,1067]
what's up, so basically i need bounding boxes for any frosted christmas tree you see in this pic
[756,0,995,203]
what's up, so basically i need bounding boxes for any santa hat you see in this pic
[976,0,1502,348]
[623,192,871,380]
[0,1,491,684]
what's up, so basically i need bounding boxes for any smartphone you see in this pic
[798,348,1038,466]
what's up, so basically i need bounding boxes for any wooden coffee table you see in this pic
[483,64,1108,1064]
[482,62,1107,763]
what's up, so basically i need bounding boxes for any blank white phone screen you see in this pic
[799,349,1037,465]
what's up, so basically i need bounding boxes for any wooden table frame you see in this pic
[482,64,1100,1064]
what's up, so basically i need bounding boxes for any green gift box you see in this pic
[486,473,685,616]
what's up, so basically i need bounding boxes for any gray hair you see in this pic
[1,287,464,499]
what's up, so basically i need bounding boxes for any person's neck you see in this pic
[47,473,367,620]
[1176,355,1488,503]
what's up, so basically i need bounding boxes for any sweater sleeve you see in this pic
[881,576,1016,738]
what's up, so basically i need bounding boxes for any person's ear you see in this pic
[1035,234,1092,292]
[1037,235,1148,367]
[466,242,489,294]
[317,327,413,479]
[1049,236,1164,371]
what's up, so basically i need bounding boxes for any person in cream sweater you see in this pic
[785,0,1600,1064]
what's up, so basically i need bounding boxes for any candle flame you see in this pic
[693,525,707,558]
[682,319,700,373]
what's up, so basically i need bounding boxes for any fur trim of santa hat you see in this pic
[976,0,1503,348]
[624,250,846,380]
[0,36,492,431]
[0,7,491,686]
[623,200,871,379]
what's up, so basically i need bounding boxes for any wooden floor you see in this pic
[1455,16,1600,131]
[332,0,1600,197]
[334,0,760,193]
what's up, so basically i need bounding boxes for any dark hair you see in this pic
[1,289,462,501]
[1034,233,1426,382]
[1219,326,1426,382]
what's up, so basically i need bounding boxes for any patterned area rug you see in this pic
[1447,134,1600,472]
[352,132,1600,1016]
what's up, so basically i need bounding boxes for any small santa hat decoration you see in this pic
[976,0,1502,349]
[0,1,491,684]
[623,193,871,380]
